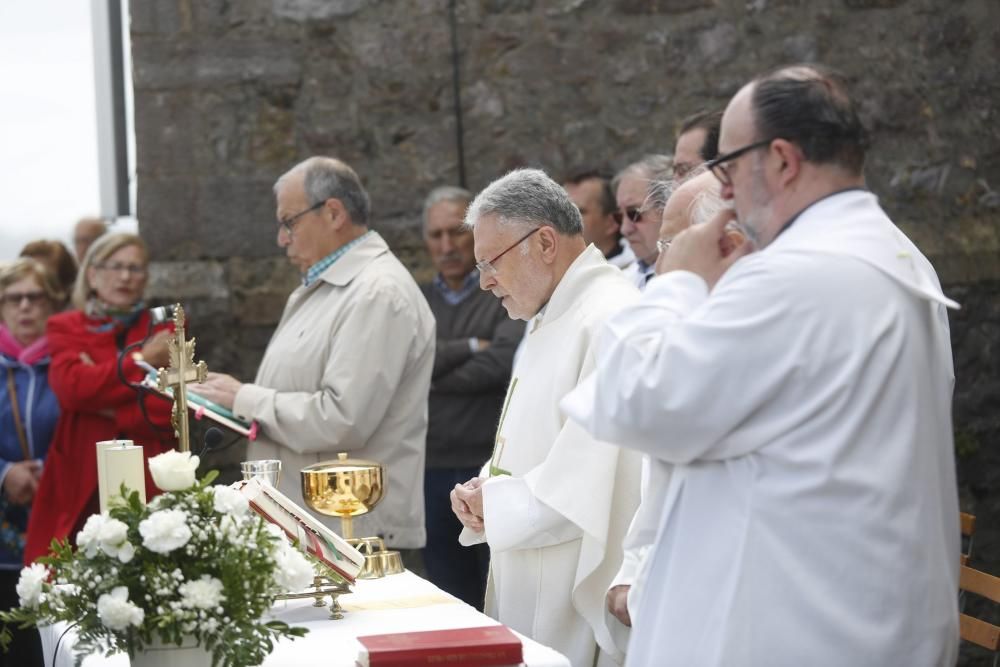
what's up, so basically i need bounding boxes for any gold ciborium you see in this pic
[301,453,403,579]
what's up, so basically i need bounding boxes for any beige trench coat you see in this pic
[234,232,435,548]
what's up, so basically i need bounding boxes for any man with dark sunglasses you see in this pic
[564,64,959,666]
[611,155,673,289]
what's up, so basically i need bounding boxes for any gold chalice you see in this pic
[301,453,403,578]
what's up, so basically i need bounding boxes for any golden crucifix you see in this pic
[156,305,207,453]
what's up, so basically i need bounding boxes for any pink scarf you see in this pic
[0,325,50,366]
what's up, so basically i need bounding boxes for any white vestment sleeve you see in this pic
[479,476,582,552]
[562,259,803,464]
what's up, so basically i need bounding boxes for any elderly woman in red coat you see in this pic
[24,233,177,564]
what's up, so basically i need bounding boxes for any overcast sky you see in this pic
[0,2,135,260]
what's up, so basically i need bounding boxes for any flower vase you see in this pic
[130,636,213,667]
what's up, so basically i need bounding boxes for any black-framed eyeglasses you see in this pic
[476,226,542,276]
[277,199,327,236]
[705,139,775,186]
[613,206,648,225]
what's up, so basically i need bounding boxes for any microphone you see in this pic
[203,427,224,454]
[149,304,177,325]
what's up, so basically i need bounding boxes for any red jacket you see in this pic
[24,310,177,563]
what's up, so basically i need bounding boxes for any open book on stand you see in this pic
[356,625,523,666]
[235,478,364,584]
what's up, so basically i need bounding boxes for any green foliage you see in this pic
[0,472,311,667]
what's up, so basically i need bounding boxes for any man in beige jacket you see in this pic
[194,156,436,551]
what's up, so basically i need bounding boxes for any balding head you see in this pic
[660,172,720,246]
[715,64,868,248]
[73,217,107,262]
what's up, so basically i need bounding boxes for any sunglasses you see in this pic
[613,207,646,225]
[1,291,48,307]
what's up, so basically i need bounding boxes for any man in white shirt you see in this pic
[563,64,960,666]
[450,168,641,666]
[604,170,729,629]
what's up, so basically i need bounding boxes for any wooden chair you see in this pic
[962,512,976,566]
[959,564,1000,666]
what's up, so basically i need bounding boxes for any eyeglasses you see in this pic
[1,291,48,307]
[476,226,542,276]
[613,207,650,226]
[705,139,774,186]
[656,238,672,253]
[277,200,327,236]
[95,262,147,276]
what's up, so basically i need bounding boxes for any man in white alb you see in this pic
[563,65,960,666]
[450,168,642,667]
[604,170,730,630]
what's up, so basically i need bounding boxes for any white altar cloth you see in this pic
[40,570,570,667]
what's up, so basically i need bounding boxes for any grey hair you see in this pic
[647,178,679,211]
[275,156,371,225]
[611,154,674,196]
[465,168,583,235]
[689,182,726,227]
[422,186,473,227]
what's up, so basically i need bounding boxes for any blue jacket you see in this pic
[0,349,59,569]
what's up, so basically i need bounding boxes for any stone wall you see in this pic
[131,0,1000,651]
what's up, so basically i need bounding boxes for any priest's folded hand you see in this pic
[451,479,485,533]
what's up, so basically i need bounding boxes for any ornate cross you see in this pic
[156,305,207,453]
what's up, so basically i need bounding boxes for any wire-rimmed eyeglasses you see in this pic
[705,139,774,186]
[476,226,542,276]
[277,199,327,236]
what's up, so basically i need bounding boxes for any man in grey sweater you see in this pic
[420,186,524,610]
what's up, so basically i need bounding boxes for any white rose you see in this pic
[272,541,314,592]
[117,541,136,564]
[138,509,192,554]
[148,450,200,491]
[76,513,110,558]
[96,517,132,559]
[178,575,225,610]
[211,485,248,516]
[97,586,145,631]
[15,563,48,608]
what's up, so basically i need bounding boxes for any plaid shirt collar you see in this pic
[432,270,480,306]
[302,231,373,287]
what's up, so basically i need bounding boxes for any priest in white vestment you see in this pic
[563,65,960,666]
[605,171,732,630]
[450,168,643,667]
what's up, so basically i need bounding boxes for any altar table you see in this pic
[40,570,571,667]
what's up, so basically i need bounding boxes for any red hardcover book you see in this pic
[356,625,523,667]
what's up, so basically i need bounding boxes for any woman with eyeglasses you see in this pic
[24,233,177,566]
[0,259,63,665]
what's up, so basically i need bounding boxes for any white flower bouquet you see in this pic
[0,451,316,666]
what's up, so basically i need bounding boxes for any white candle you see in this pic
[96,440,127,513]
[104,443,146,509]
